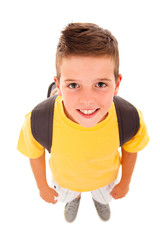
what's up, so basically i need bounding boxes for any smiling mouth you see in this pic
[77,108,100,116]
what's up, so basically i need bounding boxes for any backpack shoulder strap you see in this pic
[31,94,139,151]
[47,82,57,98]
[31,94,58,153]
[113,96,140,147]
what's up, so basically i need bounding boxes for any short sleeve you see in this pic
[122,109,149,153]
[17,112,45,159]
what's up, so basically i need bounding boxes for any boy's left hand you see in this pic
[110,182,129,199]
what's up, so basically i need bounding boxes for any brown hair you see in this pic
[56,23,119,81]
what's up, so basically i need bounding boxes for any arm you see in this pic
[111,148,137,199]
[30,151,58,204]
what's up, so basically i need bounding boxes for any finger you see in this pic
[110,189,115,196]
[52,188,59,197]
[111,193,116,198]
[110,190,118,199]
[54,191,59,197]
[52,194,59,203]
[52,198,58,204]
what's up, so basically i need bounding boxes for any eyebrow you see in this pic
[96,78,112,82]
[64,78,112,82]
[64,79,78,82]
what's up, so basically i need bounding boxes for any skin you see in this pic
[30,55,137,203]
[30,152,58,204]
[54,56,121,128]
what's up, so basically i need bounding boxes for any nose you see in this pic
[79,88,95,105]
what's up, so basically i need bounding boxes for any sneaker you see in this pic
[93,198,111,221]
[64,197,81,222]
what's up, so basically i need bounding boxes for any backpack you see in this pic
[31,82,140,153]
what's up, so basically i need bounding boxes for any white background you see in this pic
[0,0,159,239]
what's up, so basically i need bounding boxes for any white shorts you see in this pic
[50,179,118,204]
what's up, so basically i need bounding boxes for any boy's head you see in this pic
[54,23,122,128]
[56,23,119,82]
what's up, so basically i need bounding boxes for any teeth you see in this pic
[79,109,97,115]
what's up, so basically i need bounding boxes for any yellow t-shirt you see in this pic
[17,96,149,192]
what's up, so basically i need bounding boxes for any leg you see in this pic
[91,180,117,221]
[50,178,81,222]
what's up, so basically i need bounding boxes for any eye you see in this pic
[96,82,107,88]
[68,83,79,89]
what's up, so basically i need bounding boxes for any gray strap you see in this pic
[31,94,58,152]
[113,96,140,146]
[31,94,140,152]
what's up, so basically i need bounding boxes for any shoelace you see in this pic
[95,201,108,213]
[66,199,79,214]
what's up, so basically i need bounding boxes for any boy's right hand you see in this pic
[39,186,59,204]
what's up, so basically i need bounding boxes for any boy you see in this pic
[17,23,149,222]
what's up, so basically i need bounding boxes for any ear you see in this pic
[54,77,62,96]
[114,74,122,96]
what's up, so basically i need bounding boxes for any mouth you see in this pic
[77,108,100,118]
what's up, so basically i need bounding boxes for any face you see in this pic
[54,56,122,128]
